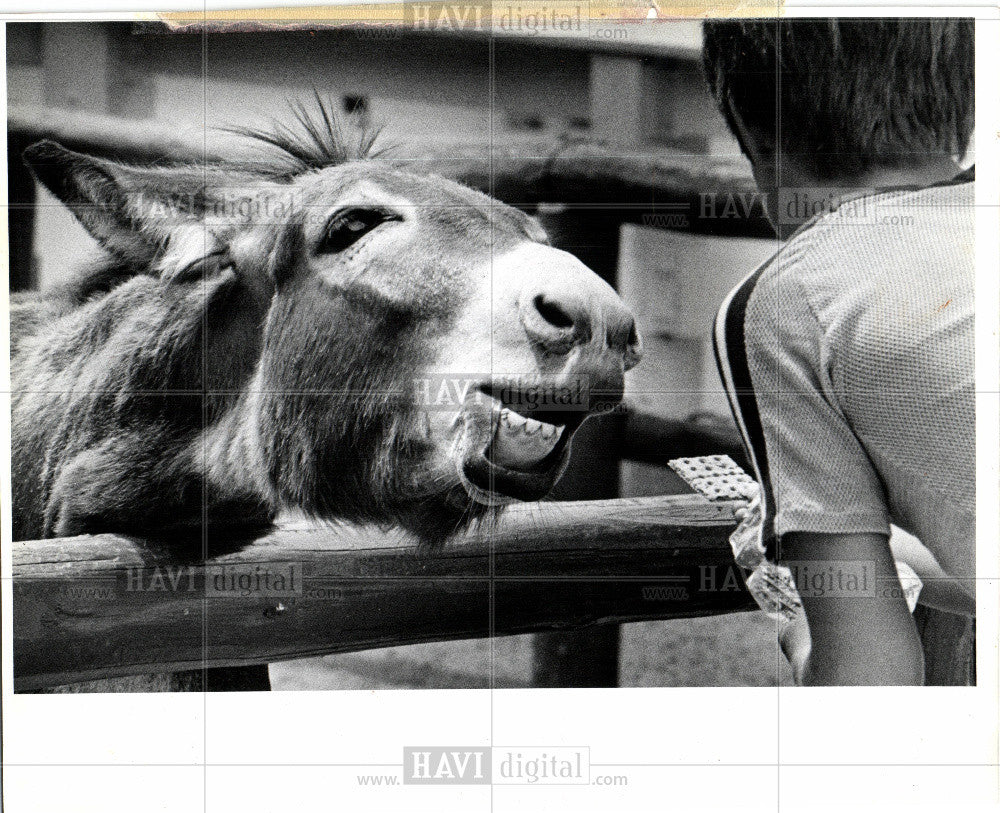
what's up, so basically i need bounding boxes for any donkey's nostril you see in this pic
[533,295,575,330]
[520,288,590,353]
[627,322,639,348]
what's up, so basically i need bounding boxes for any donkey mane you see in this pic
[219,90,384,180]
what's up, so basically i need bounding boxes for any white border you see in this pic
[1,6,997,813]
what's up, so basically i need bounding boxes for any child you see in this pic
[702,19,975,684]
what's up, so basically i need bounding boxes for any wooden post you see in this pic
[913,606,976,686]
[531,624,622,688]
[531,414,625,687]
[7,130,37,292]
[531,207,627,688]
[589,54,658,147]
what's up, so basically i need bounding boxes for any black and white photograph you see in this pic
[1,4,997,812]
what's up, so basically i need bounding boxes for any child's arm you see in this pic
[779,531,925,685]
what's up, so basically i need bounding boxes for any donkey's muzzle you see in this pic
[456,242,643,505]
[518,266,642,371]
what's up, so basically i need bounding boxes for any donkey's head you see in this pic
[23,107,640,542]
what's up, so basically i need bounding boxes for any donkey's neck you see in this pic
[199,366,278,510]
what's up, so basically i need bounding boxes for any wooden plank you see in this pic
[7,105,771,238]
[13,494,754,691]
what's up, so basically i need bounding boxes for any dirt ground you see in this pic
[270,611,795,689]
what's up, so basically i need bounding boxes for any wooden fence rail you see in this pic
[7,105,772,238]
[12,494,754,691]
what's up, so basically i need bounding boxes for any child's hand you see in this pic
[732,488,761,526]
[729,487,763,568]
[778,614,811,685]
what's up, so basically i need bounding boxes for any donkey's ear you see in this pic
[23,140,180,262]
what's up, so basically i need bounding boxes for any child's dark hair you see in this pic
[702,19,974,180]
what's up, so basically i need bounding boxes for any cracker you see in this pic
[668,454,758,501]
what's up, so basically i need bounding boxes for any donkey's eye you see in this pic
[318,207,400,254]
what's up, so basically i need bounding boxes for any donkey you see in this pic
[11,101,642,691]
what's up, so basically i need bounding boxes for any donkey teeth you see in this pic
[492,408,565,469]
[501,407,527,430]
[499,408,563,441]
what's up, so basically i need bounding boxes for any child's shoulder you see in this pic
[799,179,974,261]
[744,179,974,343]
[754,180,974,312]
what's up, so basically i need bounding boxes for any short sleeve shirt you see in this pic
[713,177,975,582]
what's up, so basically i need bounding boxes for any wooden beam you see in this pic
[13,494,754,691]
[8,105,772,237]
[913,605,976,686]
[8,105,220,164]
